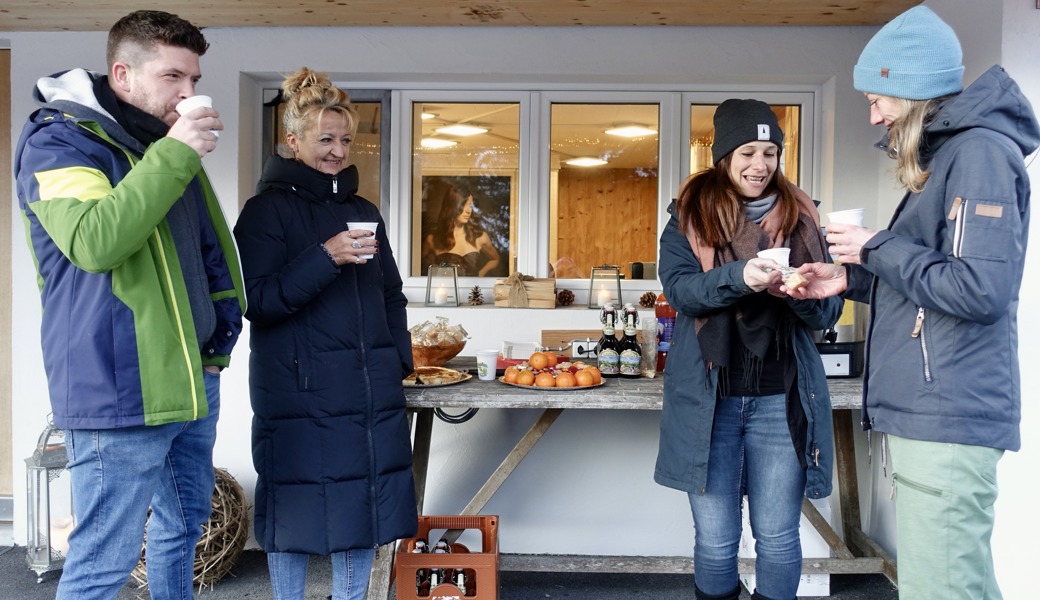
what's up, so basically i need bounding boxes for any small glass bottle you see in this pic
[618,303,642,378]
[655,292,676,372]
[597,304,621,377]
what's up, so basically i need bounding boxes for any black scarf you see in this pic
[688,193,828,394]
[93,76,169,148]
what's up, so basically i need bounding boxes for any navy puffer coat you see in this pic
[234,156,417,554]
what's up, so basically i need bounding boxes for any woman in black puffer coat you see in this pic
[234,67,416,599]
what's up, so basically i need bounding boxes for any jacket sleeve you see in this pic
[658,213,752,317]
[859,136,1027,325]
[234,193,342,325]
[20,129,202,273]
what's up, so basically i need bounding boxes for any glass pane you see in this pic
[549,103,659,281]
[691,103,801,185]
[412,102,518,278]
[266,96,382,205]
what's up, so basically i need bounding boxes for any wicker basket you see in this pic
[412,340,466,367]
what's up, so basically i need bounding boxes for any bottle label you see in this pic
[657,316,675,352]
[598,349,620,375]
[619,349,641,376]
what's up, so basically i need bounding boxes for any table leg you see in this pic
[441,408,563,544]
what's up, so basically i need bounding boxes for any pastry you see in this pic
[403,366,468,386]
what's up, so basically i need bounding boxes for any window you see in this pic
[407,96,522,279]
[548,102,660,281]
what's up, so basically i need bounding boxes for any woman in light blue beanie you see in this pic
[787,6,1040,600]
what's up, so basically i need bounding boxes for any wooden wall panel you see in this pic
[555,168,658,280]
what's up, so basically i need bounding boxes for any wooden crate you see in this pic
[492,278,556,309]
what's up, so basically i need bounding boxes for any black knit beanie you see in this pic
[710,99,784,165]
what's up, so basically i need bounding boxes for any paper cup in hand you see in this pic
[827,208,864,227]
[347,221,378,259]
[757,248,791,268]
[175,95,219,138]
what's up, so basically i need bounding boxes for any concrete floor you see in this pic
[0,543,898,599]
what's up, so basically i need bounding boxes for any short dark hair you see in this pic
[107,10,209,69]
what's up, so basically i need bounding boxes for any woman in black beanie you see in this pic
[654,98,842,600]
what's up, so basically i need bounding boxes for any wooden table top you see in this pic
[405,359,863,411]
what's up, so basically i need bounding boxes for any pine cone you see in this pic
[557,289,575,307]
[639,291,657,308]
[468,285,484,305]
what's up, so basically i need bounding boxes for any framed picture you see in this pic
[418,174,512,278]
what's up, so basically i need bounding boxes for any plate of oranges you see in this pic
[498,351,604,389]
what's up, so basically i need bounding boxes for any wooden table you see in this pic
[366,369,896,599]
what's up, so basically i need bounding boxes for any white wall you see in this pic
[4,3,1038,596]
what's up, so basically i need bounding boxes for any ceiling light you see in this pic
[435,124,488,137]
[604,125,658,138]
[421,138,458,149]
[565,157,608,167]
[421,112,437,120]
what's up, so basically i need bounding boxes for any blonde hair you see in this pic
[883,95,948,193]
[280,67,357,140]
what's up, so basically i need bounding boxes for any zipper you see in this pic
[152,228,200,418]
[910,307,932,382]
[332,176,338,194]
[948,196,966,258]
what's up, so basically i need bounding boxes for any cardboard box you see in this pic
[396,515,499,600]
[492,278,556,309]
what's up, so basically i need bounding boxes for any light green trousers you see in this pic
[889,434,1004,600]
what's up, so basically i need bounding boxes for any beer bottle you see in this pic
[618,303,642,378]
[655,292,676,372]
[597,304,621,377]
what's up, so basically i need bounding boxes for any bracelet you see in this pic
[319,243,336,264]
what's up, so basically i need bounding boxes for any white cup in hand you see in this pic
[347,221,379,259]
[826,208,864,226]
[175,95,219,138]
[756,248,791,268]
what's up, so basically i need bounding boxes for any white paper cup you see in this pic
[827,208,864,226]
[175,95,219,138]
[756,248,791,268]
[347,221,378,259]
[475,350,500,381]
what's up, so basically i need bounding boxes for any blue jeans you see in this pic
[688,394,806,600]
[57,371,221,600]
[268,549,375,599]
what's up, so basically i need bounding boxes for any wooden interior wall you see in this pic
[555,168,658,280]
[1,48,13,496]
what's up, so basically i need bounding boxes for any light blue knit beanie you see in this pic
[854,6,964,100]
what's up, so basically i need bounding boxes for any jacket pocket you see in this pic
[947,195,1012,262]
[893,472,943,498]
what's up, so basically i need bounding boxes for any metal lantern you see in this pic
[425,263,460,307]
[588,264,622,309]
[25,417,75,583]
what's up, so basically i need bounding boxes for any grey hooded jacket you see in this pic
[845,65,1039,451]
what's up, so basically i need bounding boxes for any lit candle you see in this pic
[434,286,448,305]
[596,288,611,308]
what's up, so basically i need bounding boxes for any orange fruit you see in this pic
[503,366,520,383]
[574,369,593,387]
[515,370,535,386]
[585,366,602,384]
[545,353,559,368]
[534,371,556,387]
[528,352,548,371]
[556,371,576,388]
